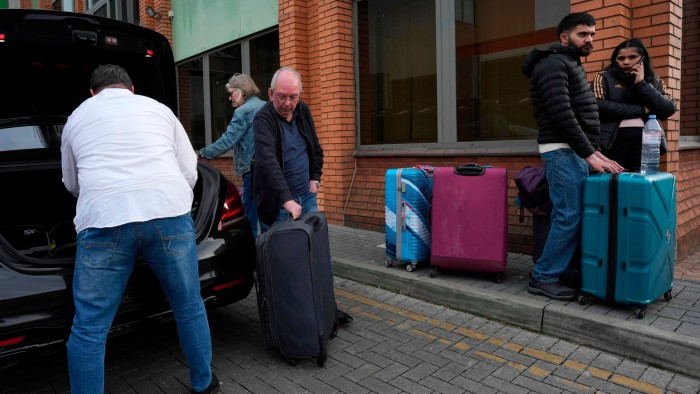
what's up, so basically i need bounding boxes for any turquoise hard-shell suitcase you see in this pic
[580,172,676,318]
[384,167,433,272]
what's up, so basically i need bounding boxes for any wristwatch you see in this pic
[313,180,320,187]
[198,149,207,159]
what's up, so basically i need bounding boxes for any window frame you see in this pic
[85,0,139,25]
[175,28,279,150]
[353,0,556,154]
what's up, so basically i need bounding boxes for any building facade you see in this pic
[12,0,700,259]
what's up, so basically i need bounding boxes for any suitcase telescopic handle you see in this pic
[454,163,488,176]
[304,215,323,231]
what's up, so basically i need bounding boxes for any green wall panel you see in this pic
[172,0,278,62]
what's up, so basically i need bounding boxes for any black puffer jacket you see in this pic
[591,67,676,150]
[522,44,599,158]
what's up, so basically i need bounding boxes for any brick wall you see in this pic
[272,0,692,257]
[36,0,699,259]
[679,0,700,258]
[278,0,356,225]
[683,0,700,137]
[140,0,172,45]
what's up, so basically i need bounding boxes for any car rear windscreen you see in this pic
[0,10,177,120]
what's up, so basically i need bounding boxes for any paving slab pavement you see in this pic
[328,224,700,380]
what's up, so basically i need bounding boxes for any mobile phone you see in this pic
[637,56,645,65]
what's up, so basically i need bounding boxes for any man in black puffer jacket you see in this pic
[521,12,622,300]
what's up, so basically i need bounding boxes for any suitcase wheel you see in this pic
[664,290,673,301]
[385,259,394,268]
[635,306,647,319]
[285,358,298,366]
[494,272,503,283]
[577,294,589,305]
[317,355,327,367]
[429,267,438,278]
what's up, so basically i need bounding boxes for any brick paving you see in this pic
[3,224,700,393]
[3,277,700,393]
[328,224,700,380]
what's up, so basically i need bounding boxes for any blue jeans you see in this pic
[260,191,318,233]
[533,149,588,283]
[67,214,212,393]
[242,172,259,237]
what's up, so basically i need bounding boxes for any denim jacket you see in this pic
[200,95,265,176]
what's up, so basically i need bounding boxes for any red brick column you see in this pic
[278,0,356,225]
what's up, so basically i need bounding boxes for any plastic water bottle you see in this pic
[640,115,662,174]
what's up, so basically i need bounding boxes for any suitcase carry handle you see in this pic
[304,215,323,231]
[454,163,488,176]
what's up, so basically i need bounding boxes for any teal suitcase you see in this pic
[580,172,675,318]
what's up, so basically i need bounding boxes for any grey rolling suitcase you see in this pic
[255,211,337,366]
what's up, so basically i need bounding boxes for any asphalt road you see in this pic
[2,277,700,394]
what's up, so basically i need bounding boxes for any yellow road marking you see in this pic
[610,375,662,394]
[475,350,505,363]
[412,329,437,340]
[454,327,488,340]
[588,366,612,380]
[521,347,564,364]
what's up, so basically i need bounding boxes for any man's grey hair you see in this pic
[270,66,303,92]
[225,73,261,99]
[90,64,133,93]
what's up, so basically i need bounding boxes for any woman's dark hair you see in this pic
[608,38,656,84]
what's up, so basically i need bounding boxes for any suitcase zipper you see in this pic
[395,169,404,262]
[606,173,619,304]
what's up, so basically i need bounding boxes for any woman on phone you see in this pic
[591,38,676,171]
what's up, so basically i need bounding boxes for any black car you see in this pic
[0,9,256,370]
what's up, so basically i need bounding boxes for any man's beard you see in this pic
[567,41,593,57]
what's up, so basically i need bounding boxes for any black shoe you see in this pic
[192,373,220,394]
[528,279,576,301]
[559,270,581,290]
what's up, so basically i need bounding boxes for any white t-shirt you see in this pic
[61,88,197,233]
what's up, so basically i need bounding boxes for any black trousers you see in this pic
[602,126,643,172]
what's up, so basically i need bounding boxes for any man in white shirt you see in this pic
[61,64,219,394]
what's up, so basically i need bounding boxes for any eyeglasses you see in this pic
[273,93,300,103]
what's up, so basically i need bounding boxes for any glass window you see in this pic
[0,126,49,151]
[177,31,279,149]
[249,31,280,101]
[456,0,566,141]
[357,0,437,145]
[209,45,242,143]
[356,0,569,146]
[177,58,206,149]
[85,0,139,25]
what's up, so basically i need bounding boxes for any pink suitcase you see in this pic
[429,164,508,282]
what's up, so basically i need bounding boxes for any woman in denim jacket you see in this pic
[199,73,266,236]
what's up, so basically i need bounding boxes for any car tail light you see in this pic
[212,278,245,292]
[218,181,246,232]
[0,33,6,43]
[0,336,25,348]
